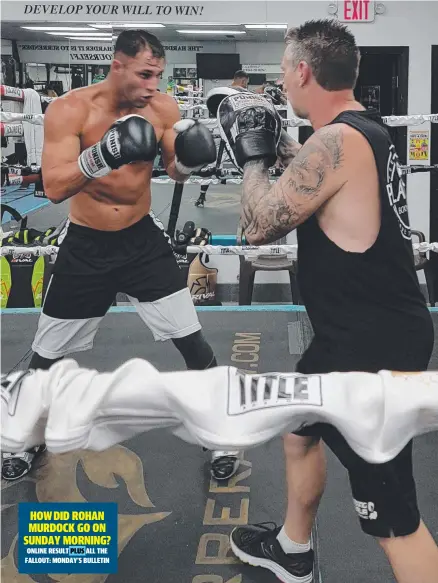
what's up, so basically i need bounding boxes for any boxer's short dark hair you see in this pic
[284,19,360,91]
[233,70,249,80]
[114,29,165,60]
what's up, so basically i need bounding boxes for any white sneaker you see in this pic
[2,446,47,481]
[210,450,241,480]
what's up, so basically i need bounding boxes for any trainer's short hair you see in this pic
[114,29,165,60]
[284,19,360,91]
[233,70,249,81]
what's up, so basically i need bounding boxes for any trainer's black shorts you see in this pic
[32,214,201,359]
[293,336,433,538]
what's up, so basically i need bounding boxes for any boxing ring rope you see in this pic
[176,95,206,101]
[2,242,437,259]
[0,85,54,104]
[280,113,438,128]
[2,163,438,189]
[2,110,437,186]
[1,112,45,126]
[2,84,435,124]
[2,110,437,132]
[149,164,438,184]
[1,84,437,257]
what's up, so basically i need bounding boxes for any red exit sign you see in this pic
[339,0,375,22]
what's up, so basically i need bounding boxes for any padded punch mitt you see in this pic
[206,86,250,118]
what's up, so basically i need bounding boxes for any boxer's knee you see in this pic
[172,330,217,370]
[375,520,438,583]
[28,352,64,372]
[283,433,321,458]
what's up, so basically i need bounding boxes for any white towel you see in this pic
[2,359,438,462]
[22,88,44,167]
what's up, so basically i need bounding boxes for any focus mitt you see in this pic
[206,86,250,117]
[217,92,282,174]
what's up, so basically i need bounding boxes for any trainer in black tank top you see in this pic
[296,109,433,375]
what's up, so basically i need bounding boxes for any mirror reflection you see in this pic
[2,21,290,238]
[110,22,287,235]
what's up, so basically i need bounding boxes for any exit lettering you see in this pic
[341,0,375,22]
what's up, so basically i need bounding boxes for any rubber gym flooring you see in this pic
[2,309,438,583]
[1,180,242,235]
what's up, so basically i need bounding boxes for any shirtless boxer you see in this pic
[1,29,240,483]
[215,19,437,583]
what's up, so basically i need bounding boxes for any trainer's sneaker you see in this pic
[2,446,47,481]
[230,523,313,583]
[210,450,240,480]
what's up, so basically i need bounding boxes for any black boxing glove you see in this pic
[173,119,217,175]
[264,85,286,106]
[78,115,158,180]
[217,93,281,174]
[175,221,196,245]
[190,226,211,246]
[172,224,211,255]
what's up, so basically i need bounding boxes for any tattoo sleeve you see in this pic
[241,126,344,244]
[277,129,302,166]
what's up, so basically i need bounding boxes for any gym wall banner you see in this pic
[17,40,206,64]
[2,1,270,23]
[241,64,282,74]
[18,41,113,64]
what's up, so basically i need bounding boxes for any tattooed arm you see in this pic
[241,124,347,245]
[277,129,302,166]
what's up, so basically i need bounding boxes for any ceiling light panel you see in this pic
[45,32,111,37]
[21,26,93,31]
[177,30,246,34]
[244,24,287,29]
[91,23,165,28]
[64,37,113,41]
